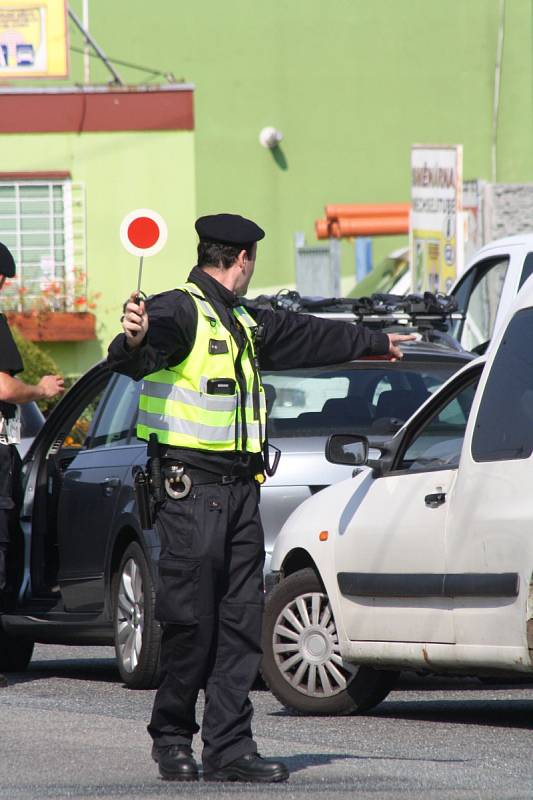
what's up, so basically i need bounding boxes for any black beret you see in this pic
[0,242,16,277]
[195,213,265,245]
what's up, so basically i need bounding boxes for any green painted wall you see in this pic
[0,130,196,374]
[4,0,533,373]
[63,0,532,289]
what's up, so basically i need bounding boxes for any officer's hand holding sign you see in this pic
[122,292,148,345]
[119,209,166,348]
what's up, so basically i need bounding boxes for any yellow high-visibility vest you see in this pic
[137,283,266,452]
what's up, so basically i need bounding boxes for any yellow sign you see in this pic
[0,0,68,78]
[410,145,463,294]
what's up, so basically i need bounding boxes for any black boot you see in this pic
[151,744,198,781]
[204,753,289,783]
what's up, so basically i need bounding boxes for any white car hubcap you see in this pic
[272,591,357,697]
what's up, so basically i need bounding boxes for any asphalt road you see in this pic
[0,644,532,800]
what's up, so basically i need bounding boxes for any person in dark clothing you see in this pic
[0,243,64,687]
[107,213,413,782]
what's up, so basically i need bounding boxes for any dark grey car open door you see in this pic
[57,375,140,613]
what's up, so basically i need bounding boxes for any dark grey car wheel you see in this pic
[0,627,33,672]
[113,541,161,689]
[261,568,398,714]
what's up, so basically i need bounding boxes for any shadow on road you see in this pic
[269,673,533,731]
[268,753,354,774]
[369,698,533,730]
[281,751,470,769]
[271,698,533,731]
[4,657,122,687]
[396,673,533,691]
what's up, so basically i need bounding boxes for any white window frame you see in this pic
[0,178,87,312]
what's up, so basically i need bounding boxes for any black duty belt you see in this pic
[160,461,254,500]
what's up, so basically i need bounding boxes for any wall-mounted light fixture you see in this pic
[259,126,284,149]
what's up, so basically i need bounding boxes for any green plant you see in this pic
[10,326,62,416]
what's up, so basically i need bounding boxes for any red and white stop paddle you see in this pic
[120,208,168,300]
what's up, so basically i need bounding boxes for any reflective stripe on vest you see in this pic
[137,284,266,452]
[137,409,263,447]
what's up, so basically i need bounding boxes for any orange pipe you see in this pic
[315,216,408,238]
[338,217,408,236]
[315,219,342,239]
[325,203,411,220]
[315,219,330,239]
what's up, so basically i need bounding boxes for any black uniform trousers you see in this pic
[0,444,21,592]
[147,476,265,772]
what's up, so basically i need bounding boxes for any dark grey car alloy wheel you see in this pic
[113,541,161,689]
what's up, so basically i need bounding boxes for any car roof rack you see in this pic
[246,289,459,320]
[245,290,466,351]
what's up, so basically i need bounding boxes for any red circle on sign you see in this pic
[127,217,160,249]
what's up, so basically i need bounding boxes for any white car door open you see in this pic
[334,376,479,645]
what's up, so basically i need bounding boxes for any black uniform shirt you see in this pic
[107,266,390,473]
[0,314,23,422]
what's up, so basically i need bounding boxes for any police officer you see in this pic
[0,243,64,686]
[107,214,413,782]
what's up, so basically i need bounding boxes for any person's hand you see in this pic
[122,292,148,347]
[38,375,65,398]
[387,333,417,361]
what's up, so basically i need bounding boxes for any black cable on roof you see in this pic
[69,45,180,83]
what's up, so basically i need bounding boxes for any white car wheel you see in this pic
[272,590,357,698]
[262,568,398,714]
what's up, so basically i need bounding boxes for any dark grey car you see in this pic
[0,342,472,688]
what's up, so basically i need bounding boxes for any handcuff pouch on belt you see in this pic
[132,460,193,529]
[163,463,192,500]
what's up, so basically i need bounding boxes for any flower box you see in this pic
[6,311,96,342]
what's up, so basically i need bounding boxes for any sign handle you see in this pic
[135,255,144,302]
[131,256,144,338]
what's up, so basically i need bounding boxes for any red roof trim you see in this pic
[0,86,194,133]
[0,171,71,180]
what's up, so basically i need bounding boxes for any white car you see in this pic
[450,232,533,354]
[262,275,533,715]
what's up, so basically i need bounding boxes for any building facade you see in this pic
[0,0,531,372]
[0,84,195,374]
